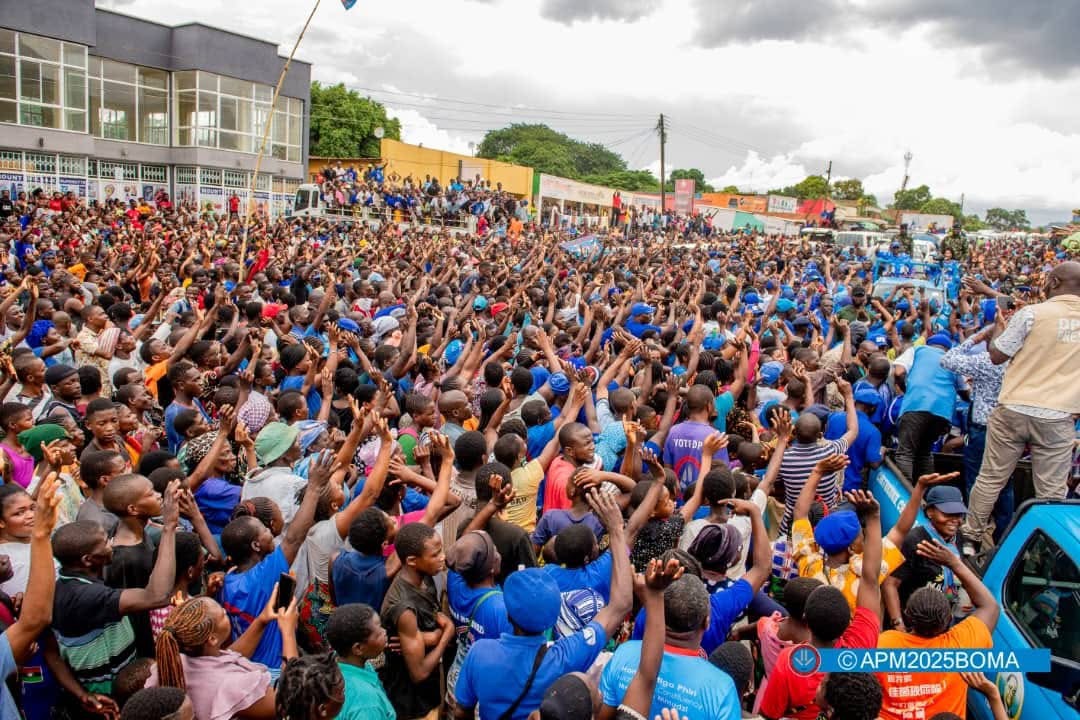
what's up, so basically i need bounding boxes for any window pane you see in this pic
[39,63,59,105]
[219,95,239,131]
[288,113,301,148]
[287,145,300,163]
[197,71,218,92]
[219,76,250,98]
[175,70,195,91]
[271,143,287,160]
[177,127,191,146]
[138,87,168,144]
[176,91,196,128]
[196,127,217,147]
[253,103,270,139]
[88,56,102,79]
[272,111,287,143]
[63,43,86,68]
[0,101,15,125]
[137,67,167,90]
[0,56,14,101]
[253,84,272,102]
[64,109,85,132]
[89,76,101,136]
[64,68,85,109]
[101,59,134,84]
[21,104,59,129]
[101,80,135,140]
[20,60,40,102]
[198,92,217,128]
[0,30,14,55]
[219,131,250,153]
[1004,531,1078,658]
[19,35,60,63]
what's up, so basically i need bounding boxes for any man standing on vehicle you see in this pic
[963,261,1080,550]
[941,224,969,262]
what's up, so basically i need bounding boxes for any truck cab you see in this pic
[291,183,322,218]
[870,463,1080,720]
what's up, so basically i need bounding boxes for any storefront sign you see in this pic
[538,174,613,206]
[767,195,797,214]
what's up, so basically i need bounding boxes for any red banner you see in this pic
[674,179,695,215]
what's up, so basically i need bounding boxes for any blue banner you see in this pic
[788,647,1052,675]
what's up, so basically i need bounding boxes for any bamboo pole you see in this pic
[238,0,322,273]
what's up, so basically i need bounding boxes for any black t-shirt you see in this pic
[487,516,538,587]
[0,198,13,218]
[891,526,954,608]
[104,534,157,658]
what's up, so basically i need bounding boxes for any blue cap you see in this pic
[548,372,571,396]
[445,339,464,366]
[781,286,796,300]
[776,298,796,313]
[703,335,724,351]
[743,291,760,305]
[803,404,832,424]
[869,333,888,348]
[896,299,911,312]
[630,302,655,317]
[924,485,967,515]
[503,568,561,633]
[765,280,777,291]
[758,401,781,428]
[368,271,385,283]
[759,361,783,387]
[854,388,882,407]
[337,317,361,334]
[814,511,862,554]
[473,296,489,311]
[835,295,852,309]
[927,333,953,350]
[981,299,997,323]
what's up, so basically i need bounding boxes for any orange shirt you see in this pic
[877,616,992,720]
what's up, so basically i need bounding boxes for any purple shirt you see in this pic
[663,420,730,491]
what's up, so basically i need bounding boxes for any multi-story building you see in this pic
[0,0,310,216]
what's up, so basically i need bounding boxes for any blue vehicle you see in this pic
[870,461,1080,720]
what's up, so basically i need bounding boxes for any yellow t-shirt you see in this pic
[791,517,904,610]
[503,459,544,533]
[877,616,993,720]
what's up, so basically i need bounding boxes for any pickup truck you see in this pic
[870,460,1079,720]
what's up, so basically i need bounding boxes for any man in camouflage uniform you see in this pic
[940,224,969,261]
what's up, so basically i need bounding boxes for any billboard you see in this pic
[767,195,797,214]
[674,179,695,215]
[538,174,613,206]
[700,192,768,213]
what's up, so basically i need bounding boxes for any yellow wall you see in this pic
[308,141,535,197]
[379,139,534,197]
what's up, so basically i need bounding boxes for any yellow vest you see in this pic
[998,295,1080,414]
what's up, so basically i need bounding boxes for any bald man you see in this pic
[964,261,1080,549]
[439,389,474,444]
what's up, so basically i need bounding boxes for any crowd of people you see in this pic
[0,181,1074,720]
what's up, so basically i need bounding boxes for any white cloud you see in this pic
[383,107,480,156]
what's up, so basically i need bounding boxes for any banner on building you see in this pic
[200,186,224,212]
[700,193,768,213]
[59,177,87,198]
[0,173,24,197]
[674,179,695,215]
[767,195,797,214]
[538,174,613,206]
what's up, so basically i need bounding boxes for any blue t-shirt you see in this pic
[220,546,289,668]
[455,621,608,720]
[194,477,241,535]
[447,572,511,644]
[625,320,662,338]
[543,549,613,602]
[663,420,731,492]
[279,375,322,420]
[0,634,19,720]
[712,391,735,433]
[599,640,741,720]
[331,551,389,610]
[630,577,753,655]
[531,510,605,548]
[825,410,883,492]
[164,399,211,454]
[526,421,556,462]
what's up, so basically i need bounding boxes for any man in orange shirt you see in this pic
[876,539,999,720]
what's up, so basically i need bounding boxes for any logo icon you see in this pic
[791,644,821,676]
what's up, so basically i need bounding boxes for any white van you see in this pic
[834,231,886,254]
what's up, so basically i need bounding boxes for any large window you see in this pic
[174,70,303,161]
[1005,530,1079,660]
[86,57,169,145]
[0,29,86,131]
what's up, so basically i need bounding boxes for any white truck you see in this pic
[290,183,471,235]
[899,212,955,233]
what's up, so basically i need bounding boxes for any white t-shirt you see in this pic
[679,488,768,580]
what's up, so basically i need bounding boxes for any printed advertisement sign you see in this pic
[674,179,695,215]
[768,195,797,214]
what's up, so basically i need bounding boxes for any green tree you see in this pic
[919,197,963,219]
[832,178,865,201]
[477,124,626,179]
[665,168,715,193]
[790,175,829,200]
[984,208,1030,230]
[962,214,986,231]
[721,184,740,193]
[892,184,932,210]
[582,170,660,192]
[309,82,400,158]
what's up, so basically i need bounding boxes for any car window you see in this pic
[1004,530,1080,661]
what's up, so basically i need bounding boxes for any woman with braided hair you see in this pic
[146,583,299,720]
[276,652,345,720]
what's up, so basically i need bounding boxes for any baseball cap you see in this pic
[473,296,489,311]
[776,298,796,313]
[814,511,862,554]
[630,302,655,317]
[759,361,783,387]
[924,485,967,515]
[927,332,953,350]
[445,530,500,584]
[503,568,561,633]
[854,388,882,407]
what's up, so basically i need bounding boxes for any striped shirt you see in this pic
[52,573,136,696]
[778,438,850,534]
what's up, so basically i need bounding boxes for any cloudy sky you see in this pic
[103,0,1080,223]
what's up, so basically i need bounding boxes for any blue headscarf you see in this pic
[27,320,53,350]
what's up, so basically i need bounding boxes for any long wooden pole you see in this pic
[238,0,322,273]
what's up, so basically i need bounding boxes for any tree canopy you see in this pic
[665,168,715,194]
[831,178,865,201]
[477,124,626,180]
[918,197,963,219]
[581,170,660,192]
[892,184,933,211]
[984,208,1031,230]
[309,82,400,158]
[768,175,829,201]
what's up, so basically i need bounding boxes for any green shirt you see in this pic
[339,661,395,720]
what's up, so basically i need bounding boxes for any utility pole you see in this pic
[657,113,667,213]
[959,192,965,216]
[900,150,913,194]
[825,161,832,197]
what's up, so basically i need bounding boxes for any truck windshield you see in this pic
[1004,530,1079,662]
[294,189,314,212]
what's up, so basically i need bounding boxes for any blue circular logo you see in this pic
[791,644,822,676]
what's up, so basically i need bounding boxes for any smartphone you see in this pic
[276,573,296,611]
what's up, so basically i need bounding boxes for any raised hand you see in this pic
[844,489,880,518]
[429,432,454,460]
[643,557,684,592]
[915,539,960,569]
[217,404,237,435]
[308,450,342,489]
[490,475,514,510]
[162,479,182,530]
[773,410,794,443]
[585,487,623,532]
[33,472,62,538]
[702,432,729,455]
[813,454,849,475]
[915,471,960,488]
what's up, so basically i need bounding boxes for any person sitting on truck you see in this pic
[875,536,999,720]
[883,485,970,631]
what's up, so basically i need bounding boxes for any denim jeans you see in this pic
[964,423,1014,543]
